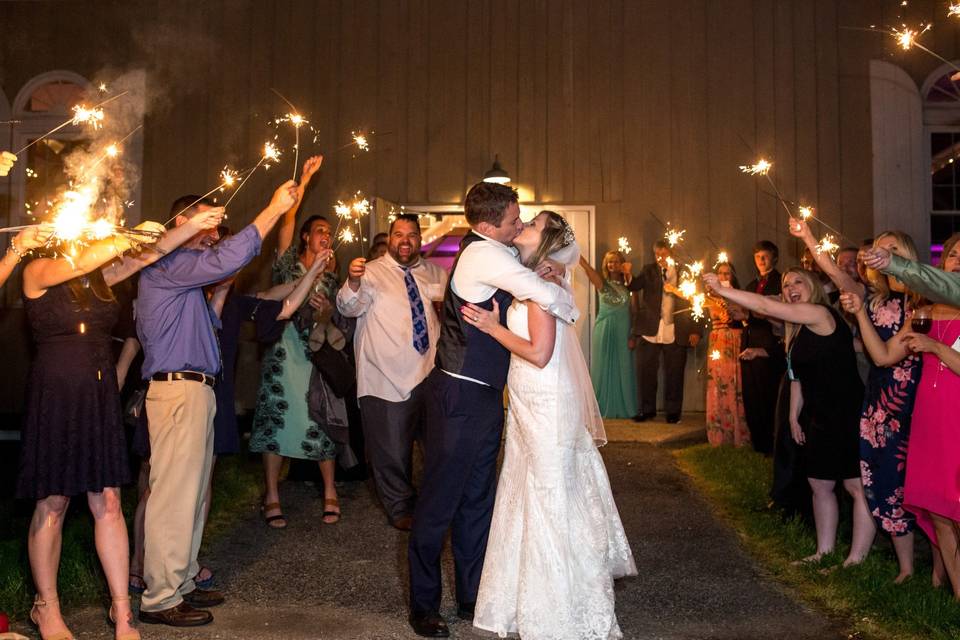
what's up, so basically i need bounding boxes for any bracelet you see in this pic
[7,241,25,263]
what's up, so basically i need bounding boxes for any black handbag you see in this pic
[310,340,355,398]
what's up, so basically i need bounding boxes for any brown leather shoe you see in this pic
[393,515,414,531]
[139,601,212,627]
[182,588,225,608]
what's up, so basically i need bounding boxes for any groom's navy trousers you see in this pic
[408,368,505,614]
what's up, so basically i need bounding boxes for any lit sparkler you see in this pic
[739,158,772,176]
[798,205,813,221]
[222,142,281,209]
[352,132,370,152]
[892,23,931,50]
[678,278,697,299]
[617,236,632,255]
[691,293,706,321]
[951,3,960,18]
[104,144,120,158]
[665,256,676,268]
[710,350,721,361]
[815,234,839,256]
[715,251,729,267]
[98,82,108,93]
[687,260,704,277]
[664,226,685,248]
[13,90,129,156]
[220,167,239,188]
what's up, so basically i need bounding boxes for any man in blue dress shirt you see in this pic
[137,181,298,627]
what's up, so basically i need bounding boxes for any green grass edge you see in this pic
[674,444,960,640]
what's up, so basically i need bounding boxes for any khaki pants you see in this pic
[141,380,216,612]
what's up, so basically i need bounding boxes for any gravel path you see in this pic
[15,442,850,639]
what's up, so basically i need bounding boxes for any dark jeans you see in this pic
[636,339,687,416]
[741,353,786,455]
[408,370,504,614]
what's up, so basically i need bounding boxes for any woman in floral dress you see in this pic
[705,262,749,447]
[579,251,637,418]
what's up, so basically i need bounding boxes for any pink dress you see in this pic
[903,319,960,545]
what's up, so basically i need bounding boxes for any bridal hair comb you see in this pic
[561,221,575,247]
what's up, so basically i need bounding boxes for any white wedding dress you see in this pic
[473,301,637,640]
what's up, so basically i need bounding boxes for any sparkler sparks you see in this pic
[798,205,814,221]
[892,24,931,50]
[739,158,772,176]
[104,144,120,158]
[664,226,685,248]
[678,279,698,299]
[687,261,704,277]
[71,105,105,129]
[816,234,839,256]
[97,82,108,93]
[263,141,281,164]
[617,236,632,254]
[951,3,960,18]
[352,132,370,152]
[710,350,721,361]
[715,251,729,266]
[691,293,706,321]
[339,228,356,244]
[219,167,239,188]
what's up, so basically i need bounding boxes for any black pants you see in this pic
[408,370,504,614]
[358,380,426,523]
[741,353,786,455]
[636,339,687,416]
[769,374,812,517]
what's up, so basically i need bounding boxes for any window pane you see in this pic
[933,186,955,211]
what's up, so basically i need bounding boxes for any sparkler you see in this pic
[222,142,281,209]
[332,191,371,252]
[163,165,251,226]
[13,90,129,156]
[690,293,706,321]
[617,236,632,255]
[798,205,813,221]
[892,23,931,50]
[815,234,840,256]
[686,260,704,277]
[715,251,729,267]
[951,3,960,18]
[678,279,697,299]
[739,159,772,176]
[710,350,721,361]
[336,131,375,155]
[270,89,311,181]
[664,226,685,248]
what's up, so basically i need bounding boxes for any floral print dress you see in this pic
[249,247,338,461]
[859,292,920,536]
[706,301,749,447]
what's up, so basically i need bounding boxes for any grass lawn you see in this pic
[0,452,262,620]
[676,444,960,640]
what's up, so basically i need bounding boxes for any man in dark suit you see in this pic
[741,240,785,455]
[627,240,701,424]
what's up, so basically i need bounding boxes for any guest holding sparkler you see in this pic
[704,262,749,447]
[1,224,54,288]
[861,232,960,595]
[17,209,223,640]
[579,250,637,419]
[136,182,297,627]
[250,156,345,528]
[0,150,15,176]
[797,218,921,582]
[704,268,871,568]
[740,241,785,455]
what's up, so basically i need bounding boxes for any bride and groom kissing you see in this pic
[407,182,637,639]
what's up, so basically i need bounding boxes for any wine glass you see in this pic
[911,305,932,334]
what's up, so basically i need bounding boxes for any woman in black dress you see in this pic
[18,210,221,640]
[704,268,871,567]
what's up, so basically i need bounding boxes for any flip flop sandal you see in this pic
[194,566,215,589]
[128,573,146,595]
[262,501,288,529]
[322,498,341,524]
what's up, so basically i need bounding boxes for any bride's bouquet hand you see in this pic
[461,299,499,335]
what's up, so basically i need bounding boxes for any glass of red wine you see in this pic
[911,306,932,334]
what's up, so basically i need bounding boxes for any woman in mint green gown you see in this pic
[580,251,638,418]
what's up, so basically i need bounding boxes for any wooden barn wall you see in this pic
[1,0,935,413]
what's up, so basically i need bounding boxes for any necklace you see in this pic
[933,307,960,388]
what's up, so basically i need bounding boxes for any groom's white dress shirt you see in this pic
[337,253,448,402]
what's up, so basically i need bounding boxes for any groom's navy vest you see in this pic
[435,232,514,390]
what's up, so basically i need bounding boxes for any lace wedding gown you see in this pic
[474,302,637,640]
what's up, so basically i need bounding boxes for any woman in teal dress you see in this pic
[580,250,638,418]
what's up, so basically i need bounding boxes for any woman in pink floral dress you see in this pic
[839,231,921,583]
[705,262,749,447]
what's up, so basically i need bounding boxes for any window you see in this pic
[924,66,960,252]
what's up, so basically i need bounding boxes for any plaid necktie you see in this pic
[402,266,429,355]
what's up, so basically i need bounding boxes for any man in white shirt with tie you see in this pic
[337,214,447,531]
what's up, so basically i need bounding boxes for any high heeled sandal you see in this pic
[322,497,341,524]
[109,595,141,640]
[30,595,75,640]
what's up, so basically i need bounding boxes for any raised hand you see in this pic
[15,223,54,251]
[186,207,225,231]
[702,272,721,293]
[347,256,366,291]
[269,180,299,214]
[461,299,499,335]
[787,217,814,242]
[299,155,323,185]
[862,247,891,271]
[839,290,864,315]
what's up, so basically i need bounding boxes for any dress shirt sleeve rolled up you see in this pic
[883,253,960,306]
[463,242,579,324]
[336,278,376,317]
[154,224,262,291]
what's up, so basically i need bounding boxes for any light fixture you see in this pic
[482,155,511,184]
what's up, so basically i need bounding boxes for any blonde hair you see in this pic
[524,211,573,269]
[939,232,960,272]
[601,250,626,281]
[867,230,918,310]
[782,268,828,346]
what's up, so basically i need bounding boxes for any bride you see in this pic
[461,211,637,639]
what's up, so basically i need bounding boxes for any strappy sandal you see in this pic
[30,595,75,640]
[262,501,288,529]
[322,497,341,524]
[127,573,146,595]
[109,596,141,640]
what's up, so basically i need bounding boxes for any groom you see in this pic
[407,183,578,637]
